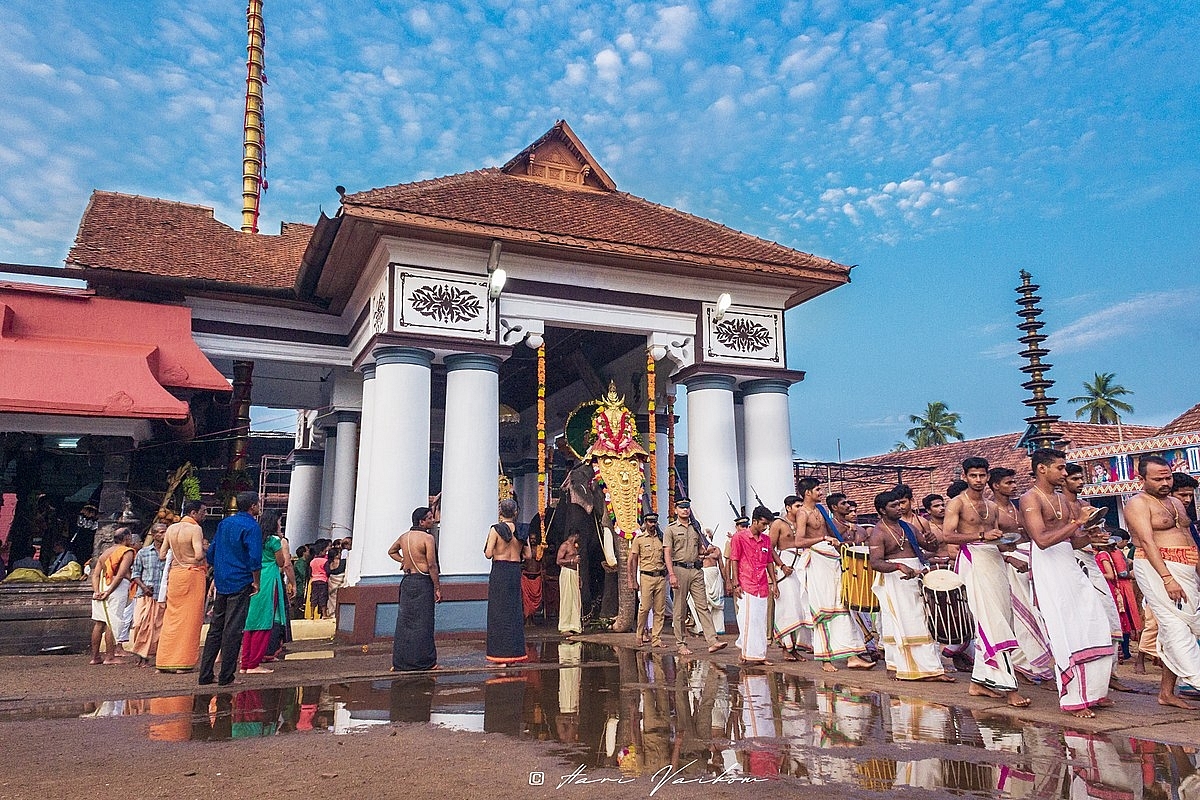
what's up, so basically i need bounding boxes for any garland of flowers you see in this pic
[592,406,639,453]
[646,348,657,513]
[666,391,676,515]
[536,341,547,519]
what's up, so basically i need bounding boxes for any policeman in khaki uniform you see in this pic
[628,513,667,648]
[665,499,727,655]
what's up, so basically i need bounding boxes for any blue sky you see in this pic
[2,0,1197,459]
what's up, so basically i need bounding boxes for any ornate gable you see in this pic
[501,120,616,191]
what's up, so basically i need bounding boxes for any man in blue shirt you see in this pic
[199,491,263,686]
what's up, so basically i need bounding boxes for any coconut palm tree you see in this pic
[905,401,966,448]
[1068,372,1134,425]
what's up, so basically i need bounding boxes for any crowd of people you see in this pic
[386,449,1200,723]
[82,491,355,686]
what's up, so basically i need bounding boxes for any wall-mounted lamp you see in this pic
[714,292,733,322]
[488,267,507,300]
[486,239,505,300]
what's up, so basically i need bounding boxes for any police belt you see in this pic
[672,560,704,570]
[640,569,667,577]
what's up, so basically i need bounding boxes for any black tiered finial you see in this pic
[1016,270,1060,450]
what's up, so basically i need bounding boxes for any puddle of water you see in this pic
[7,642,1197,798]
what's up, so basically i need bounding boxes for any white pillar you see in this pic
[345,364,375,586]
[329,412,359,542]
[681,374,739,537]
[284,449,324,547]
[439,353,500,577]
[360,346,433,580]
[317,426,336,540]
[742,379,795,513]
[654,430,670,514]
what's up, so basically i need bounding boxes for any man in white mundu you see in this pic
[770,495,808,662]
[1124,454,1200,710]
[868,490,953,682]
[793,477,873,672]
[990,467,1054,684]
[1019,448,1115,718]
[943,457,1031,708]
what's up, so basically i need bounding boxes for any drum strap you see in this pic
[815,504,843,543]
[898,520,927,566]
[1191,522,1200,552]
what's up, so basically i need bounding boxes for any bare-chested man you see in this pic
[943,457,1029,707]
[155,500,208,672]
[1124,455,1200,709]
[1019,448,1114,718]
[1063,462,1129,693]
[770,495,807,661]
[793,479,873,672]
[894,484,929,539]
[828,493,868,545]
[921,494,951,560]
[991,467,1053,686]
[867,490,953,682]
[389,506,441,671]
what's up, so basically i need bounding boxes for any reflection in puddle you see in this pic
[12,641,1200,798]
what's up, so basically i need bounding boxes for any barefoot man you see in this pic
[730,506,779,665]
[867,490,954,683]
[990,467,1054,685]
[943,457,1030,708]
[770,495,806,661]
[797,478,873,673]
[1019,448,1115,718]
[1124,455,1200,709]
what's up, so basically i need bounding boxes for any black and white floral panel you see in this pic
[702,304,783,365]
[393,266,495,340]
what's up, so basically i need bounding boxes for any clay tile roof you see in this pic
[1158,403,1200,436]
[832,421,1154,513]
[1049,420,1160,449]
[343,168,849,281]
[66,191,311,290]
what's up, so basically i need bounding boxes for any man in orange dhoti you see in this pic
[129,523,168,664]
[156,501,208,673]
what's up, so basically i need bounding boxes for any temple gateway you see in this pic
[11,120,851,640]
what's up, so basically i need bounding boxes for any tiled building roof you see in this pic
[1159,403,1200,436]
[825,422,1156,515]
[66,191,311,289]
[343,169,849,281]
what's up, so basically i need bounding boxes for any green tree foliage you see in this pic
[905,402,966,448]
[1068,372,1134,425]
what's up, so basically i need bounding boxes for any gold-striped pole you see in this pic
[241,0,266,233]
[646,348,657,513]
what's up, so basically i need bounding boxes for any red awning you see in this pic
[0,284,229,420]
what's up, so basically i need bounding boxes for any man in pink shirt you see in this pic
[729,506,778,665]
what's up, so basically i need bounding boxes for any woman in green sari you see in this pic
[240,511,287,674]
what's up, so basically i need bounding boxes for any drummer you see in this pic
[796,478,873,672]
[867,489,953,682]
[943,457,1030,708]
[829,492,879,660]
[827,493,868,544]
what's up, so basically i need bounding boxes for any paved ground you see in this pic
[2,625,1198,800]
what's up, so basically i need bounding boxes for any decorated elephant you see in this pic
[550,383,648,633]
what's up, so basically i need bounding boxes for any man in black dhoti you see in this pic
[387,506,441,671]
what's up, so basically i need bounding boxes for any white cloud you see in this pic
[1049,289,1200,354]
[594,48,621,82]
[648,5,697,53]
